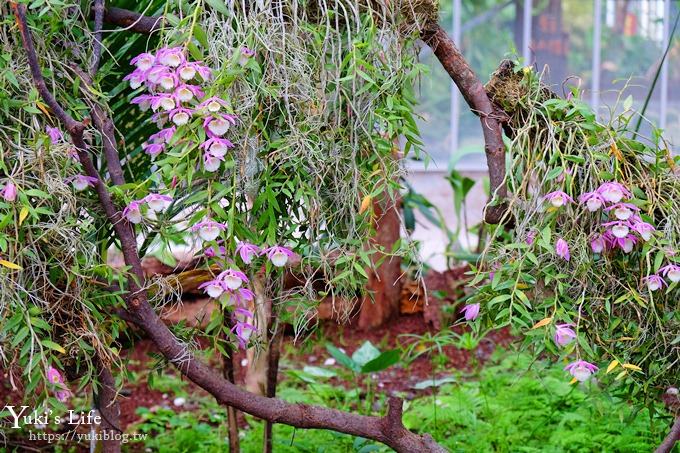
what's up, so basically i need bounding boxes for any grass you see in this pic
[127,350,672,452]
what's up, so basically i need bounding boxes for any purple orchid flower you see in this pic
[131,94,155,111]
[190,220,227,242]
[605,202,639,221]
[217,269,249,290]
[174,84,204,103]
[156,47,185,68]
[46,126,63,144]
[68,174,98,191]
[142,142,165,157]
[239,47,256,66]
[644,274,666,292]
[544,190,573,208]
[555,238,570,261]
[263,245,295,267]
[200,137,234,158]
[198,96,229,113]
[564,360,598,382]
[597,181,631,203]
[123,68,147,89]
[199,279,227,299]
[659,264,680,283]
[236,242,261,264]
[122,200,144,224]
[578,191,606,212]
[2,182,17,202]
[590,234,606,254]
[203,114,237,137]
[130,52,156,71]
[554,323,577,347]
[143,193,173,212]
[602,220,631,239]
[168,107,193,126]
[203,152,225,172]
[631,220,655,241]
[460,303,480,321]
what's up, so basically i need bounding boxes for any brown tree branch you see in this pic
[421,23,509,225]
[13,4,445,451]
[95,362,122,453]
[103,7,163,34]
[90,0,104,77]
[656,417,680,453]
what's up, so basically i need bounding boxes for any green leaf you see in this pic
[361,349,400,373]
[302,365,337,378]
[42,340,66,354]
[205,0,230,16]
[351,341,381,368]
[325,344,358,372]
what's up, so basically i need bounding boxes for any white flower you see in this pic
[179,66,196,80]
[172,112,189,126]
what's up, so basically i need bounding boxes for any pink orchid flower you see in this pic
[156,47,185,67]
[190,220,227,241]
[203,114,237,137]
[555,238,570,261]
[605,202,639,221]
[590,234,606,254]
[263,245,295,267]
[203,152,225,172]
[525,230,537,246]
[149,94,176,112]
[554,323,577,347]
[544,190,573,208]
[69,174,98,191]
[130,52,156,71]
[236,242,261,264]
[239,47,256,66]
[200,137,234,158]
[148,127,176,144]
[46,126,63,144]
[631,220,655,241]
[143,194,173,212]
[2,182,17,202]
[142,142,164,157]
[217,269,249,290]
[597,181,631,203]
[659,264,680,283]
[123,68,147,89]
[169,107,193,126]
[578,191,606,212]
[122,200,144,224]
[644,274,666,292]
[198,96,229,113]
[178,61,212,81]
[131,94,155,111]
[198,279,228,298]
[564,360,598,382]
[602,220,631,239]
[174,84,204,103]
[460,303,480,321]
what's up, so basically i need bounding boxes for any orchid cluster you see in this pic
[126,46,251,173]
[197,242,293,347]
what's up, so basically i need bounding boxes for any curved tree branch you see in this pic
[12,4,445,451]
[102,6,163,34]
[421,23,509,225]
[656,417,680,453]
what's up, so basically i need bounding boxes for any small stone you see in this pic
[323,358,336,366]
[173,397,186,407]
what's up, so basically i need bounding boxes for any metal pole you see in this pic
[660,0,671,130]
[450,0,462,167]
[522,0,532,64]
[591,0,602,114]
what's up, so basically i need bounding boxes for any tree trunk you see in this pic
[358,193,402,329]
